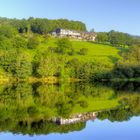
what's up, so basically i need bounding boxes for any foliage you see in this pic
[14,53,32,78]
[0,17,139,81]
[13,36,28,48]
[96,32,108,43]
[37,52,60,77]
[56,38,72,54]
[96,30,140,47]
[27,35,41,49]
[0,24,17,38]
[0,36,13,50]
[0,50,32,78]
[112,46,140,79]
[79,48,88,55]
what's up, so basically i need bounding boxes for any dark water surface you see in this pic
[0,82,139,140]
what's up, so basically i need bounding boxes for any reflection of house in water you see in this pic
[53,112,97,125]
[52,28,97,41]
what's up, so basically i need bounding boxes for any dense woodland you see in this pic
[96,31,140,47]
[0,17,140,81]
[0,17,86,34]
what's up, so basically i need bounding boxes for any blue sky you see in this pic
[0,0,140,35]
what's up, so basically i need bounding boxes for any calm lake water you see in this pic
[0,117,140,140]
[0,82,139,140]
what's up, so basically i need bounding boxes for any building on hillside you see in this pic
[52,28,81,39]
[52,28,97,41]
[81,32,97,41]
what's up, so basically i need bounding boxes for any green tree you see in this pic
[79,48,88,55]
[27,35,40,49]
[0,25,17,38]
[96,32,108,43]
[56,38,72,54]
[13,36,28,48]
[14,53,32,78]
[0,36,13,50]
[37,53,59,77]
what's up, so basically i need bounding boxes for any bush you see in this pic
[68,48,76,55]
[13,36,28,48]
[79,48,88,55]
[56,38,72,54]
[27,35,40,49]
[78,100,88,108]
[27,106,39,117]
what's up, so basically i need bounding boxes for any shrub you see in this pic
[79,100,88,108]
[79,48,88,55]
[27,35,40,49]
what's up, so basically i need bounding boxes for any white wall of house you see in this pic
[52,28,96,41]
[60,29,81,36]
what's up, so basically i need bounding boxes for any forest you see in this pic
[0,17,140,82]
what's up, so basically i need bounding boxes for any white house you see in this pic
[52,28,97,41]
[53,28,81,39]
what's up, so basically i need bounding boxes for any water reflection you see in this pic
[0,82,139,137]
[0,117,140,140]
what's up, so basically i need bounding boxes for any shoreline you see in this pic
[0,76,140,84]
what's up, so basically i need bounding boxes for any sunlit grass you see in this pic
[37,38,120,64]
[72,98,119,114]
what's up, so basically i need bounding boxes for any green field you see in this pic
[37,38,120,64]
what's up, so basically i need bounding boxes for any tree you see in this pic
[0,25,17,38]
[113,45,140,78]
[30,18,50,34]
[79,48,88,55]
[37,53,59,77]
[13,36,28,48]
[0,50,32,78]
[108,30,130,47]
[14,53,32,78]
[27,35,40,49]
[0,50,18,74]
[0,36,13,50]
[96,32,108,43]
[56,38,72,54]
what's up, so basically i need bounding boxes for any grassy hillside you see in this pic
[37,38,120,64]
[0,35,122,81]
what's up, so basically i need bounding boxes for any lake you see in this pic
[0,82,139,140]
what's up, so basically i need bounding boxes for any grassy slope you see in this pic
[72,99,119,114]
[72,88,119,114]
[37,38,120,65]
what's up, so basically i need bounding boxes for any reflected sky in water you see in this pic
[0,116,140,140]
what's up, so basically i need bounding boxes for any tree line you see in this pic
[0,17,86,34]
[93,45,140,81]
[96,30,140,47]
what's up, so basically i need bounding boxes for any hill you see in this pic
[38,38,120,63]
[0,35,122,82]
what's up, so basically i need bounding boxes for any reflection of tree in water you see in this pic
[0,83,33,120]
[98,108,132,122]
[98,83,140,122]
[106,81,140,92]
[0,82,139,135]
[0,118,86,135]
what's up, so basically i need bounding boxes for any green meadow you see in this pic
[36,38,120,68]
